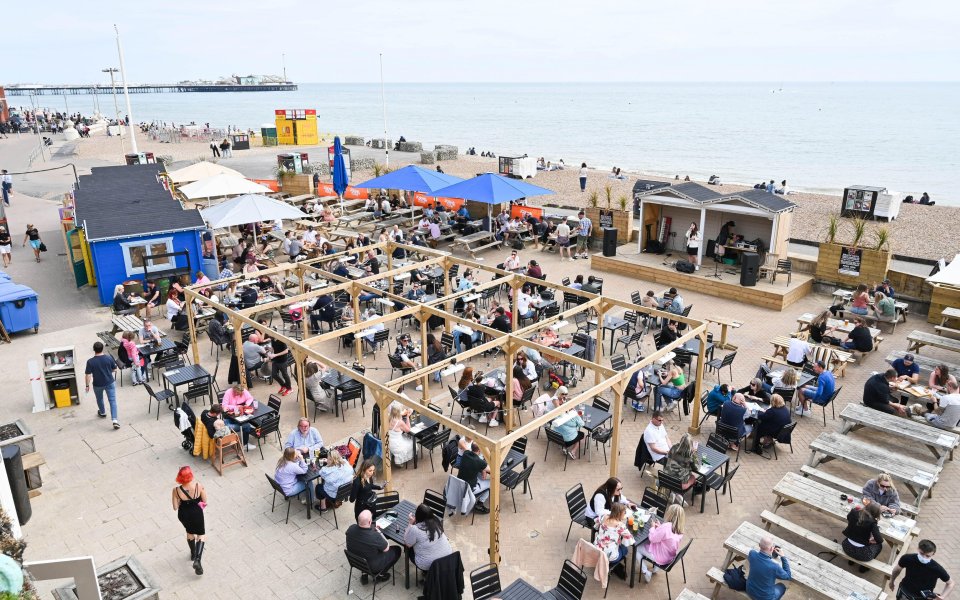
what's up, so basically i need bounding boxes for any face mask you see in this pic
[917,555,933,565]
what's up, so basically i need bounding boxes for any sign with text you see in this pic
[599,209,614,228]
[412,192,464,211]
[839,246,863,276]
[511,204,543,221]
[317,183,368,199]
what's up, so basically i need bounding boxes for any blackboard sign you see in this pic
[839,247,863,276]
[599,209,614,228]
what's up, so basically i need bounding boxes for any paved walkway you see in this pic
[2,140,958,599]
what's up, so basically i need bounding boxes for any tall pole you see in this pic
[28,95,46,162]
[282,53,287,83]
[103,68,125,157]
[379,53,389,167]
[63,94,69,115]
[114,24,138,154]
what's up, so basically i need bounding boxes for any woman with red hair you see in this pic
[172,466,207,575]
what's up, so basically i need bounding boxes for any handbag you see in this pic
[38,241,47,252]
[724,565,747,591]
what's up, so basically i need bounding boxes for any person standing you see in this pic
[578,162,587,192]
[209,141,220,158]
[746,536,791,600]
[574,210,592,259]
[85,341,120,429]
[0,226,12,267]
[889,539,954,600]
[684,222,701,270]
[1,169,12,206]
[22,224,42,263]
[172,466,207,575]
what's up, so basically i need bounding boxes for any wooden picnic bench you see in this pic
[886,351,960,379]
[906,330,960,355]
[833,289,909,323]
[840,403,958,465]
[705,315,742,350]
[796,314,883,345]
[772,472,918,565]
[799,465,920,517]
[452,231,502,259]
[766,336,854,376]
[97,331,121,350]
[111,314,144,334]
[713,521,887,600]
[938,307,960,327]
[677,589,710,600]
[808,431,941,506]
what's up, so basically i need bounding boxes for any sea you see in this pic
[77,82,960,203]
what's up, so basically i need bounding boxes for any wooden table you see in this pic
[676,589,710,600]
[907,330,960,355]
[718,521,887,600]
[110,314,165,335]
[833,289,909,318]
[705,315,742,350]
[772,472,918,564]
[939,307,960,326]
[768,336,852,375]
[886,351,960,379]
[452,231,502,258]
[338,212,374,226]
[796,313,882,343]
[284,194,315,206]
[807,431,941,506]
[840,404,958,466]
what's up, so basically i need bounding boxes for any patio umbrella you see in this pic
[200,194,307,228]
[332,136,349,212]
[166,161,244,184]
[178,174,272,201]
[430,173,555,232]
[354,164,464,193]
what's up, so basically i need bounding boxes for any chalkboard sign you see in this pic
[599,209,614,228]
[839,247,863,276]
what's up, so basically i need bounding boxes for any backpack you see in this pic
[675,260,695,274]
[724,565,747,591]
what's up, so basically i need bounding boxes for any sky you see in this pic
[5,0,959,84]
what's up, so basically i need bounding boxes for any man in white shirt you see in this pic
[925,379,960,429]
[516,288,535,320]
[281,231,293,256]
[302,226,317,246]
[428,220,441,248]
[785,337,811,367]
[380,197,392,215]
[643,411,671,463]
[503,250,521,271]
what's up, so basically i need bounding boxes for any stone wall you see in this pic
[434,145,458,160]
[397,141,423,152]
[344,136,364,146]
[370,138,392,149]
[420,152,436,164]
[353,157,376,171]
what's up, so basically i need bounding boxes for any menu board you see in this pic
[839,247,863,276]
[599,209,614,228]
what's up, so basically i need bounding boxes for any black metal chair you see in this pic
[251,413,282,460]
[422,488,446,522]
[343,549,395,600]
[265,473,307,524]
[638,539,692,599]
[716,421,747,462]
[513,386,536,425]
[544,427,573,471]
[575,312,597,335]
[143,382,175,420]
[326,481,353,530]
[448,385,472,422]
[591,427,614,465]
[278,310,303,340]
[640,486,668,518]
[469,563,502,600]
[388,353,414,380]
[707,432,730,454]
[773,386,796,412]
[613,331,643,359]
[267,394,282,412]
[183,375,211,406]
[546,560,588,600]
[372,490,400,519]
[564,483,594,542]
[501,462,535,513]
[811,386,842,426]
[698,390,720,426]
[706,350,738,381]
[656,471,700,506]
[610,354,628,372]
[700,464,739,515]
[772,421,798,458]
[592,396,611,412]
[511,435,528,455]
[338,386,365,422]
[418,427,451,472]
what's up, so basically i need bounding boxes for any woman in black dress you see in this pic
[350,460,383,521]
[173,466,208,575]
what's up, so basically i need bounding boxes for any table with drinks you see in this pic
[693,443,730,514]
[574,404,611,461]
[626,505,655,588]
[374,498,419,588]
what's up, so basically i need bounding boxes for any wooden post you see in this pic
[510,281,520,331]
[186,299,201,365]
[374,390,393,491]
[504,343,516,432]
[298,264,305,295]
[232,316,247,388]
[594,299,607,385]
[688,328,707,435]
[353,287,363,365]
[420,307,430,405]
[610,380,623,475]
[487,443,502,564]
[443,261,453,333]
[293,348,307,419]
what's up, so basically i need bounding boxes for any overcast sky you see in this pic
[6,0,959,84]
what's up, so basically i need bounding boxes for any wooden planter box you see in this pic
[279,173,314,196]
[584,207,634,244]
[814,242,891,288]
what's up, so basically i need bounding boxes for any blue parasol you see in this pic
[429,173,555,232]
[354,164,464,193]
[332,136,348,202]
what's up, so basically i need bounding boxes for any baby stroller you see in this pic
[174,402,196,452]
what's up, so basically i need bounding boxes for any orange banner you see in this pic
[511,204,543,221]
[412,192,464,211]
[252,178,279,192]
[317,183,369,199]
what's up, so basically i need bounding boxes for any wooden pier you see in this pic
[5,83,298,96]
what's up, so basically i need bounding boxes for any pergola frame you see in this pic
[183,241,707,564]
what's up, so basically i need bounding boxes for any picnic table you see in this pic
[772,472,919,564]
[705,315,742,350]
[840,404,958,466]
[676,590,710,600]
[338,212,374,226]
[938,307,960,326]
[906,330,960,355]
[283,194,315,206]
[807,431,941,506]
[768,336,853,375]
[796,313,882,344]
[885,351,959,379]
[111,314,166,336]
[452,231,502,258]
[716,521,887,600]
[833,289,909,318]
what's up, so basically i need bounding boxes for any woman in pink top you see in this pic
[849,284,870,315]
[637,503,685,582]
[221,383,254,413]
[120,331,145,385]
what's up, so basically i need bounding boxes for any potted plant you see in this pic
[588,190,599,209]
[604,184,613,209]
[851,217,867,248]
[618,194,629,212]
[873,225,890,251]
[825,214,839,244]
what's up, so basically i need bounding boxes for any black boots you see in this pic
[188,539,196,561]
[193,540,205,575]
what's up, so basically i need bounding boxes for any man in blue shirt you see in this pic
[706,384,732,414]
[746,536,791,600]
[892,353,920,384]
[797,360,835,417]
[84,342,120,429]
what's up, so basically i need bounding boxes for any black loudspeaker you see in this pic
[740,252,760,287]
[602,228,618,257]
[2,445,31,525]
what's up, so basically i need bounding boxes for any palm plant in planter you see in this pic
[851,217,868,248]
[604,184,613,209]
[588,190,599,209]
[618,194,629,212]
[873,225,891,251]
[825,214,839,244]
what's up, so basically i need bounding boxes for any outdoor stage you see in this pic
[591,247,814,311]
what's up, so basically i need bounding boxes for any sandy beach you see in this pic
[73,131,954,261]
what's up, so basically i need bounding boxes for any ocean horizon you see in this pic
[32,81,959,203]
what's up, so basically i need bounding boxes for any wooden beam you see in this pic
[689,328,708,435]
[487,443,502,564]
[186,298,200,365]
[610,379,624,476]
[231,316,247,388]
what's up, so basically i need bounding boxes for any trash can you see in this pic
[0,283,39,334]
[52,380,72,408]
[2,445,31,525]
[231,133,250,150]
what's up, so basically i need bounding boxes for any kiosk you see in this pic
[840,185,899,221]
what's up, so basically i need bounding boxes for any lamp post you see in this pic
[114,24,138,155]
[102,68,125,157]
[379,53,389,167]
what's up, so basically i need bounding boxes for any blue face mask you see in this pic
[917,555,933,565]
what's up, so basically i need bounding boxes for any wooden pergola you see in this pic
[183,241,707,563]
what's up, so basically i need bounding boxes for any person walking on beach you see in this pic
[685,222,701,270]
[172,466,208,575]
[574,210,592,259]
[209,141,220,158]
[1,170,12,206]
[220,138,232,158]
[22,224,42,263]
[0,227,11,268]
[85,341,121,429]
[578,163,588,192]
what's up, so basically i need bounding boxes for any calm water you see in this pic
[77,82,960,202]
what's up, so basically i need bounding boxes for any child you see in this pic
[212,418,230,439]
[120,331,146,385]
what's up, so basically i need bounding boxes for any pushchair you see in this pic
[174,402,196,452]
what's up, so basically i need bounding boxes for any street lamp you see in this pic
[102,67,125,157]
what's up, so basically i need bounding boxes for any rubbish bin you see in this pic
[2,445,31,525]
[52,380,72,408]
[0,282,39,334]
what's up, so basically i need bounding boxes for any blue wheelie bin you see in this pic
[0,283,39,333]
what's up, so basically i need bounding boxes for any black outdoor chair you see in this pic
[811,386,842,426]
[422,488,446,522]
[144,382,175,420]
[564,483,594,542]
[706,350,738,381]
[544,426,573,471]
[716,421,747,462]
[546,560,588,600]
[250,412,282,460]
[265,473,308,524]
[640,486,668,518]
[343,549,395,600]
[338,386,365,422]
[418,427,451,472]
[698,390,720,426]
[501,462,535,513]
[469,563,502,600]
[638,540,692,599]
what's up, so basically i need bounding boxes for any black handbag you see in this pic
[724,565,747,591]
[38,241,47,252]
